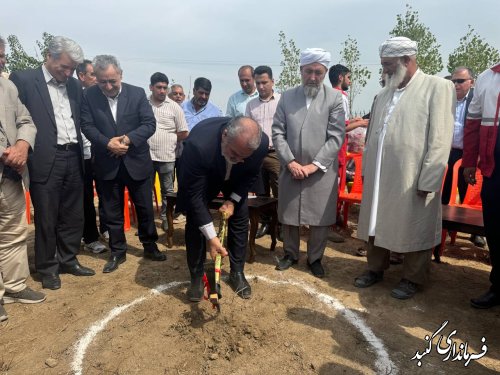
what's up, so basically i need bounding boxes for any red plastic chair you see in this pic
[337,153,363,228]
[439,160,482,254]
[448,159,482,209]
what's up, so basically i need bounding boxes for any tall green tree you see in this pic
[389,4,442,75]
[276,31,301,93]
[6,32,53,72]
[340,35,371,113]
[448,25,500,76]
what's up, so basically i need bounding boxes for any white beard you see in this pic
[303,84,320,98]
[384,62,407,90]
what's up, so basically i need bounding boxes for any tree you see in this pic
[276,31,301,93]
[447,25,500,76]
[339,35,371,113]
[389,4,442,75]
[6,32,53,72]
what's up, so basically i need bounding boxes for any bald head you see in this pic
[221,116,262,164]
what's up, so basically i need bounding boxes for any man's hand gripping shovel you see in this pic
[202,212,228,312]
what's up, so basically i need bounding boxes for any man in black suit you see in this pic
[177,116,268,300]
[10,36,95,290]
[441,66,485,247]
[80,55,166,273]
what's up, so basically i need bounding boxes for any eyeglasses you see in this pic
[451,78,471,84]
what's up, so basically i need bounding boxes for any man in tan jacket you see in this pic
[0,35,45,323]
[354,37,455,299]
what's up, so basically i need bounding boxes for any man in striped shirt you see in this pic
[148,72,188,231]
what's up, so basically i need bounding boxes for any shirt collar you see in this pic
[149,95,173,107]
[258,91,277,102]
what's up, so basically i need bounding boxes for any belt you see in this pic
[268,148,275,153]
[56,143,79,151]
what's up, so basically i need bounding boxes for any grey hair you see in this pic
[92,55,122,74]
[47,36,84,64]
[453,66,475,79]
[170,83,184,91]
[0,35,5,47]
[226,116,262,151]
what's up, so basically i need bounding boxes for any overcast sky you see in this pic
[2,0,499,113]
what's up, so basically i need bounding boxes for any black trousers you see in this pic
[441,148,468,205]
[482,153,500,292]
[185,187,249,278]
[94,178,108,235]
[100,162,158,257]
[30,148,83,276]
[82,159,100,243]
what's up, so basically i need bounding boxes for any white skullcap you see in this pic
[300,48,331,68]
[379,37,417,57]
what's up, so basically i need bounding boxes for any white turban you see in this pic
[379,37,417,57]
[300,48,331,68]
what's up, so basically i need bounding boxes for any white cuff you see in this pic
[312,160,327,173]
[199,222,217,240]
[230,192,242,203]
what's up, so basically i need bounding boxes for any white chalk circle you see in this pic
[71,276,398,375]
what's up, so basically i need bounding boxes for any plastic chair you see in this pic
[448,159,482,209]
[337,153,363,228]
[439,160,482,255]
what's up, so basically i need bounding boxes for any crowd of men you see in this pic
[1,33,499,323]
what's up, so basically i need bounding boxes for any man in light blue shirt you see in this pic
[182,77,222,131]
[226,65,258,117]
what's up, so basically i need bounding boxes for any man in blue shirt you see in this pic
[226,65,258,117]
[182,77,222,131]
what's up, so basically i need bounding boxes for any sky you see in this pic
[1,0,499,113]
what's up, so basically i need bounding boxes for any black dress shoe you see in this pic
[144,246,167,261]
[103,255,126,273]
[307,259,325,278]
[255,223,270,239]
[275,254,298,271]
[470,290,500,309]
[60,263,95,276]
[229,271,251,299]
[41,274,61,290]
[187,276,204,302]
[471,235,486,248]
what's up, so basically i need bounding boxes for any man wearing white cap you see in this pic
[354,37,455,299]
[273,48,345,277]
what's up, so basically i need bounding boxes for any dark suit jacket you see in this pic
[9,67,84,183]
[80,83,156,181]
[176,117,269,228]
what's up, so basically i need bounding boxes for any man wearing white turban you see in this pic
[354,37,455,299]
[272,48,345,277]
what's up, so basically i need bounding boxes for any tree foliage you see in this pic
[340,35,371,113]
[276,31,301,93]
[447,25,500,76]
[389,4,442,75]
[6,32,53,72]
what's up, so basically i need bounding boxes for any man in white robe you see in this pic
[272,48,345,277]
[354,37,455,299]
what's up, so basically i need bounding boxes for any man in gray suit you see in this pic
[272,48,345,277]
[0,36,45,323]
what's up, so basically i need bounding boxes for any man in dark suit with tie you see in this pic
[10,36,95,290]
[80,55,166,273]
[177,116,268,300]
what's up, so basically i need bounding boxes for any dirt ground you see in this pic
[1,208,499,375]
